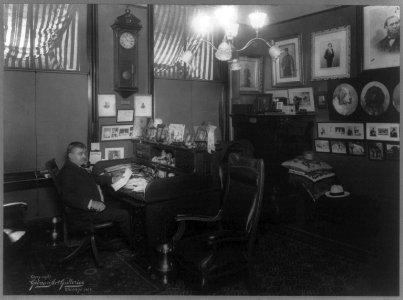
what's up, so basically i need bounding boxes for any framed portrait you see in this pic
[347,141,366,156]
[368,141,385,160]
[168,124,185,143]
[117,109,134,123]
[330,140,347,154]
[254,94,273,113]
[105,147,124,160]
[195,126,208,142]
[360,81,390,117]
[317,122,365,140]
[239,56,263,93]
[98,94,116,117]
[314,139,330,153]
[317,91,328,109]
[101,125,133,141]
[271,34,303,87]
[330,83,359,119]
[288,87,315,112]
[366,123,399,142]
[311,25,351,80]
[134,94,153,117]
[363,6,400,70]
[385,143,399,160]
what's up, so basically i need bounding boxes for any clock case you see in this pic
[111,9,142,98]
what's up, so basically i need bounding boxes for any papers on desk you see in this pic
[111,168,133,191]
[124,177,148,193]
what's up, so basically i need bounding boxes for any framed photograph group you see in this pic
[311,25,350,80]
[366,123,399,141]
[239,56,264,93]
[363,6,400,70]
[272,34,303,87]
[315,139,366,156]
[317,122,365,140]
[101,125,133,141]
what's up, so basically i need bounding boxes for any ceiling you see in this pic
[234,5,340,25]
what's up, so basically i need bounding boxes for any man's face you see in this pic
[69,147,87,166]
[386,16,400,38]
[328,43,332,49]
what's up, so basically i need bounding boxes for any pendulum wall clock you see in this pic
[111,8,142,98]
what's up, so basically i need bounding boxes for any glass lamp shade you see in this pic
[179,50,194,64]
[268,45,282,60]
[249,11,267,29]
[224,22,239,39]
[215,41,232,61]
[191,14,212,35]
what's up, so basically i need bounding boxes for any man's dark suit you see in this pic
[57,160,132,244]
[376,36,400,53]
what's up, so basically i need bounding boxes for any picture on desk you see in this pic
[105,147,124,160]
[101,125,133,141]
[385,143,399,160]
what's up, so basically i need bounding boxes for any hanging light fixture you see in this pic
[179,5,282,68]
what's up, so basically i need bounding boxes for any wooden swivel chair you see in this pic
[45,158,114,267]
[172,153,265,292]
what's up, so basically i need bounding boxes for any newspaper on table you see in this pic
[111,168,133,191]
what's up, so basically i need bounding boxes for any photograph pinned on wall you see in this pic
[392,83,399,112]
[117,109,134,123]
[360,81,390,117]
[311,25,350,80]
[272,34,303,87]
[317,122,364,140]
[98,94,116,117]
[366,123,399,141]
[132,117,148,139]
[385,143,399,160]
[134,94,152,117]
[347,141,366,156]
[330,140,347,154]
[105,147,124,160]
[368,141,385,160]
[314,139,330,153]
[317,91,328,109]
[363,6,400,70]
[239,56,263,92]
[168,124,185,143]
[101,125,133,141]
[331,83,359,117]
[288,87,315,112]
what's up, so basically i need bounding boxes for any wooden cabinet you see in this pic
[132,140,212,176]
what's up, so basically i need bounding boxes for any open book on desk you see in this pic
[111,168,133,191]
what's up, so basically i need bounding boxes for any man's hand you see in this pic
[111,175,123,184]
[90,200,105,212]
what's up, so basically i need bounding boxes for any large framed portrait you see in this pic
[239,56,263,93]
[271,34,303,87]
[311,26,350,80]
[363,6,400,70]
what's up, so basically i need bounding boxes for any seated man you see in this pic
[58,141,133,251]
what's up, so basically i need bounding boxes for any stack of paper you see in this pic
[124,177,148,193]
[111,168,133,191]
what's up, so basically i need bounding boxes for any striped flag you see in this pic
[153,5,214,80]
[4,4,80,71]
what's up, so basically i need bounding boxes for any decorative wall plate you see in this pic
[360,81,390,116]
[331,83,358,116]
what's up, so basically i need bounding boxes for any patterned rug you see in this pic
[3,223,398,296]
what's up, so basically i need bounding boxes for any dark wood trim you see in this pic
[87,4,99,144]
[147,5,154,118]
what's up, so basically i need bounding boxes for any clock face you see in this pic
[119,32,135,49]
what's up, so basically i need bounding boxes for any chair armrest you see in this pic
[3,202,28,209]
[207,230,248,245]
[175,213,221,223]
